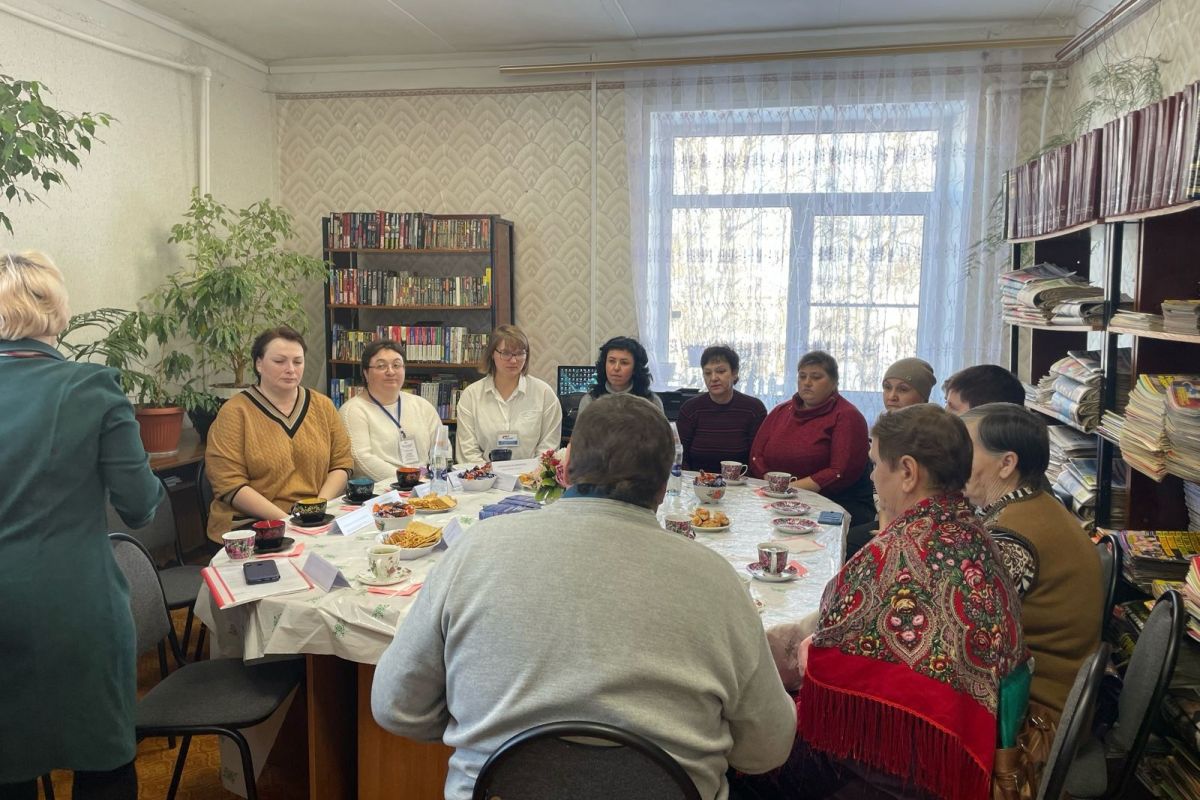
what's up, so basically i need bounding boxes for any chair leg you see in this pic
[157,641,169,680]
[193,625,207,661]
[181,605,196,654]
[40,773,55,800]
[224,729,260,800]
[165,735,192,800]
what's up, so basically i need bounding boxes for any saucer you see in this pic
[762,488,798,499]
[254,536,295,554]
[341,493,378,507]
[290,513,335,528]
[691,523,730,534]
[772,517,820,535]
[747,562,800,582]
[723,478,747,486]
[390,482,420,492]
[769,500,814,516]
[354,568,412,587]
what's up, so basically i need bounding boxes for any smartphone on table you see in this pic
[243,560,281,585]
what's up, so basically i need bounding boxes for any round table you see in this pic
[193,470,849,800]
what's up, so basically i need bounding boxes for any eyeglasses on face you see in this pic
[368,361,405,372]
[495,350,527,361]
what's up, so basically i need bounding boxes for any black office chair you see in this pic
[196,459,214,534]
[1065,590,1185,799]
[1095,533,1120,631]
[472,720,701,800]
[559,392,585,441]
[1036,643,1110,800]
[107,483,207,661]
[110,533,303,800]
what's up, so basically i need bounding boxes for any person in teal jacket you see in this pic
[0,252,164,799]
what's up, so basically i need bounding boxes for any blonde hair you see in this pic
[0,251,70,340]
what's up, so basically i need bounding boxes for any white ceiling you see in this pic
[115,0,1090,64]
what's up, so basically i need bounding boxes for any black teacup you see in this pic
[488,448,513,462]
[347,477,375,500]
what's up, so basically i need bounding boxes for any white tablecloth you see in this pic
[194,475,848,664]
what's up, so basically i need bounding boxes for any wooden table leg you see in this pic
[357,662,452,800]
[307,654,357,800]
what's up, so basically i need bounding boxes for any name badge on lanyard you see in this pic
[497,432,520,448]
[398,436,420,465]
[370,392,418,464]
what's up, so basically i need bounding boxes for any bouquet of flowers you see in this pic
[535,447,570,504]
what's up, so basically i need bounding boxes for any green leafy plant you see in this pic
[151,188,327,389]
[0,72,114,234]
[56,307,204,408]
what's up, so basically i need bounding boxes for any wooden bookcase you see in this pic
[322,213,515,426]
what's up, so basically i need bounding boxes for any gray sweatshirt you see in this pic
[370,496,797,800]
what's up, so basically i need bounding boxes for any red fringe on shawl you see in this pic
[798,647,997,800]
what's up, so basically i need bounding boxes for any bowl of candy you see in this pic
[458,462,497,492]
[692,471,727,503]
[372,500,415,532]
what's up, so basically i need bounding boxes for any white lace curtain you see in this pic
[624,51,1026,419]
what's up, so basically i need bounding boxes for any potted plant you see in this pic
[1,72,113,234]
[150,189,327,409]
[57,307,201,455]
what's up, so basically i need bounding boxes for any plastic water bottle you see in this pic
[430,425,451,495]
[666,425,683,507]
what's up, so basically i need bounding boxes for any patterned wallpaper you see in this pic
[277,86,636,388]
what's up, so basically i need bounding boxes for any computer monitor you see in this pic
[557,365,598,397]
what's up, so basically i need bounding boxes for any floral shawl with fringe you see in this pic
[798,493,1025,800]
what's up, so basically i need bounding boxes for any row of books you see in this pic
[326,212,492,251]
[1005,127,1101,239]
[328,267,493,307]
[331,324,488,365]
[999,263,1103,325]
[1100,78,1200,218]
[328,377,465,421]
[1121,375,1200,482]
[1004,77,1200,238]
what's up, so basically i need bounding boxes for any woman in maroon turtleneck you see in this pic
[749,350,874,525]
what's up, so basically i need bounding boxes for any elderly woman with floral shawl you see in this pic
[735,404,1026,800]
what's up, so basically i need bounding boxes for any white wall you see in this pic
[0,0,276,315]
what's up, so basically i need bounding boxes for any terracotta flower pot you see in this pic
[135,405,185,456]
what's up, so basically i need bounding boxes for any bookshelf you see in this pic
[1005,82,1200,795]
[322,212,515,426]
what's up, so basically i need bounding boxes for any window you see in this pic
[649,104,960,418]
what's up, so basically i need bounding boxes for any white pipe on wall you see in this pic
[0,0,213,195]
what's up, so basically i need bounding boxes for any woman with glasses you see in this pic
[339,340,444,482]
[455,324,562,463]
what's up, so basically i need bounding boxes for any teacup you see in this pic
[251,519,286,550]
[367,544,404,581]
[663,513,695,539]
[721,461,749,482]
[347,477,375,501]
[757,542,790,575]
[765,472,793,494]
[395,466,422,490]
[488,448,513,462]
[222,530,256,560]
[291,497,327,522]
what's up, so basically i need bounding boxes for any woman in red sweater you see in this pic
[749,350,874,525]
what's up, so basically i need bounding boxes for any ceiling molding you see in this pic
[92,0,268,73]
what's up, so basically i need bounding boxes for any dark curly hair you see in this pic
[589,336,654,400]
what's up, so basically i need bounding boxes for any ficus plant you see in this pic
[151,188,327,389]
[0,72,114,234]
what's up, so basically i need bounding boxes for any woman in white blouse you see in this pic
[455,325,563,463]
[339,340,444,482]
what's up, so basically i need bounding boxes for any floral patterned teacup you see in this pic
[756,542,789,575]
[663,513,695,540]
[222,530,256,560]
[367,544,404,581]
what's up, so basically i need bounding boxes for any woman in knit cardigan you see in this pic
[748,350,873,525]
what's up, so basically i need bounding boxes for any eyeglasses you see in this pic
[495,350,527,361]
[368,361,405,373]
